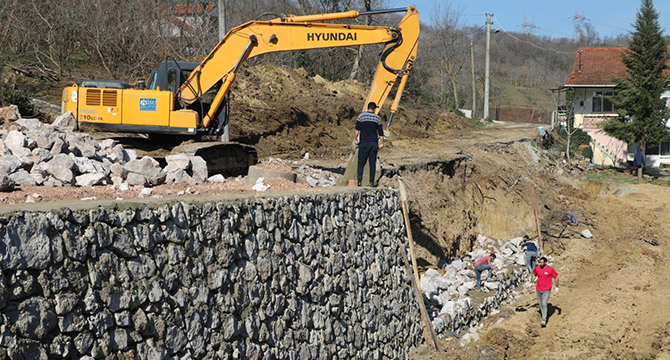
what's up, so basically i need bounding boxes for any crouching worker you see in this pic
[474,253,496,291]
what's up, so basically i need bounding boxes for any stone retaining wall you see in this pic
[0,190,423,359]
[431,267,528,338]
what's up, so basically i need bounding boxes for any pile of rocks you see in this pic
[0,107,214,191]
[262,157,341,188]
[420,235,530,339]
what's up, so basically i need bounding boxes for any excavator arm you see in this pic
[178,5,419,129]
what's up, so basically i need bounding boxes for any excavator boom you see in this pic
[179,5,419,128]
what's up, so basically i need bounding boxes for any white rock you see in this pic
[119,182,130,192]
[439,301,457,316]
[139,187,153,197]
[207,174,226,183]
[457,297,472,310]
[80,197,97,201]
[484,281,499,290]
[5,130,30,158]
[188,156,208,183]
[252,177,270,192]
[16,118,45,132]
[425,268,441,278]
[581,229,593,238]
[306,175,319,187]
[165,154,190,171]
[99,139,116,151]
[51,111,77,131]
[76,173,106,187]
[436,293,452,307]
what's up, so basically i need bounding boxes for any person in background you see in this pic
[474,253,496,291]
[354,102,384,187]
[532,256,559,327]
[521,235,538,273]
[503,236,524,255]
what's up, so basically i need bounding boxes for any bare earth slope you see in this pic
[413,182,670,359]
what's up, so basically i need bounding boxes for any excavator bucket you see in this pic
[171,141,258,177]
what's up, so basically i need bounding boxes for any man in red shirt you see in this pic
[532,256,559,327]
[474,253,497,291]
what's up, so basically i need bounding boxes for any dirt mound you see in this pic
[229,64,470,159]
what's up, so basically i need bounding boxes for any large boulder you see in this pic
[30,148,53,164]
[70,155,97,174]
[164,154,190,172]
[51,111,77,132]
[4,130,31,158]
[126,172,148,187]
[9,169,36,185]
[189,156,208,183]
[66,133,98,158]
[34,127,59,150]
[46,153,75,184]
[124,156,165,186]
[16,118,45,133]
[0,154,21,174]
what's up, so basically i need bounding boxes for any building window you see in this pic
[662,141,670,156]
[592,91,615,113]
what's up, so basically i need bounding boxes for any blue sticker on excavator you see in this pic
[139,98,157,111]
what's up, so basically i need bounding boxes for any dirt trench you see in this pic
[401,140,670,359]
[396,140,576,270]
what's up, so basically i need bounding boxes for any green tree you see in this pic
[604,0,670,176]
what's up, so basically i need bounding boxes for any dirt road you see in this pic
[416,182,670,359]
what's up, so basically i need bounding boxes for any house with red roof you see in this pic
[564,47,670,167]
[156,4,218,38]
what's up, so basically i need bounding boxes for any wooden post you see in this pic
[532,187,543,254]
[398,179,441,352]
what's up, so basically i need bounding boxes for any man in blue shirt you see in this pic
[354,102,384,187]
[521,235,538,272]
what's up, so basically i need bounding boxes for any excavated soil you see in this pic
[228,64,470,159]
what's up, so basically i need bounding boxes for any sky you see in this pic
[386,0,670,40]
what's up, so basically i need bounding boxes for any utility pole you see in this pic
[484,13,493,120]
[470,39,476,118]
[218,0,230,142]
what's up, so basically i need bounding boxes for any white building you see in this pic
[563,47,670,167]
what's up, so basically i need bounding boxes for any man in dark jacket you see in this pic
[354,102,384,187]
[521,235,538,273]
[634,144,645,168]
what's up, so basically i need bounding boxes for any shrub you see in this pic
[1,88,38,118]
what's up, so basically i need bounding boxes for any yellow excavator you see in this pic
[61,5,419,175]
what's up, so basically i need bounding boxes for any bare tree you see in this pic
[430,2,466,107]
[0,0,19,104]
[348,0,372,80]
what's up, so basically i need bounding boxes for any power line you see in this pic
[494,16,576,55]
